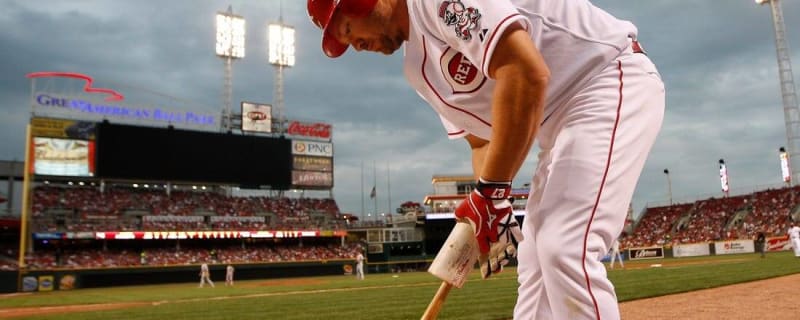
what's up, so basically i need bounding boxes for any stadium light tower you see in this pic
[215,6,246,132]
[755,0,800,183]
[268,12,295,134]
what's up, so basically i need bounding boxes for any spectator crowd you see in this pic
[24,242,363,270]
[31,185,346,232]
[622,186,800,250]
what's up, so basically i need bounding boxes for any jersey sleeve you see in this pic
[438,114,467,140]
[415,0,529,78]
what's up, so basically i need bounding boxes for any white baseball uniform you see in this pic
[789,225,800,257]
[609,238,624,269]
[404,0,664,319]
[199,263,214,288]
[356,253,365,280]
[225,265,235,286]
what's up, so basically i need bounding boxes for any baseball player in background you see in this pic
[789,222,800,258]
[608,237,624,269]
[308,0,664,319]
[356,251,365,280]
[199,262,214,288]
[225,264,235,286]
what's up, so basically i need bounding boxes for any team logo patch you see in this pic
[440,48,485,94]
[438,0,481,41]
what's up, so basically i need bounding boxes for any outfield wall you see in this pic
[15,260,354,292]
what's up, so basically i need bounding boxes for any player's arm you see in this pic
[481,23,549,181]
[455,24,546,275]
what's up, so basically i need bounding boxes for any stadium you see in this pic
[2,1,800,320]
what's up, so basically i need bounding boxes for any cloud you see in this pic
[0,0,799,219]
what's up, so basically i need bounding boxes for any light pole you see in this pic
[719,159,730,198]
[663,169,672,205]
[215,7,246,132]
[755,0,800,183]
[779,146,791,186]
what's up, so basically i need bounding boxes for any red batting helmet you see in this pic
[307,0,378,58]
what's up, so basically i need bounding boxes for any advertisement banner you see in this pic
[766,235,791,252]
[292,170,333,187]
[293,156,333,172]
[59,274,77,290]
[209,216,264,223]
[292,140,333,157]
[32,93,216,128]
[31,117,96,140]
[673,243,711,257]
[627,247,664,260]
[21,276,38,292]
[241,102,272,133]
[714,240,755,255]
[33,137,95,177]
[38,275,54,291]
[287,120,332,140]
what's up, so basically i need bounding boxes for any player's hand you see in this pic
[454,179,513,254]
[479,212,523,278]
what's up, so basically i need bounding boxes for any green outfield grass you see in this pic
[2,251,799,320]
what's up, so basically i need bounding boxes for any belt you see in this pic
[631,40,646,55]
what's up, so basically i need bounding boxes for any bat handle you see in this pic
[421,281,453,320]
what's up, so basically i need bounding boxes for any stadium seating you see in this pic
[623,185,800,249]
[31,185,346,232]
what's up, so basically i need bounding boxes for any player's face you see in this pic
[330,9,404,55]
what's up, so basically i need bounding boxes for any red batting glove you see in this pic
[455,179,513,254]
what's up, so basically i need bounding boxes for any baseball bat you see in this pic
[421,281,453,320]
[421,222,479,320]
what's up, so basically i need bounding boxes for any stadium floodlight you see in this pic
[268,24,295,67]
[215,8,246,132]
[268,22,295,134]
[215,12,246,59]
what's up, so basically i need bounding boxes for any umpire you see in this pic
[754,232,766,258]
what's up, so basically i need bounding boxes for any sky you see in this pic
[0,0,799,220]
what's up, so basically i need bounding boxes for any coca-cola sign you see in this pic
[287,121,332,140]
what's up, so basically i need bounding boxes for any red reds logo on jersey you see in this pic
[438,0,481,41]
[440,48,486,94]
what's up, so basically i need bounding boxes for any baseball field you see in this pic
[1,251,799,320]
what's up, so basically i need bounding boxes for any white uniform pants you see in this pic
[514,44,664,320]
[356,263,365,280]
[199,273,214,288]
[609,250,624,269]
[792,238,800,257]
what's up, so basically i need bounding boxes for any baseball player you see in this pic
[608,237,624,269]
[789,222,800,258]
[199,262,214,288]
[225,264,235,286]
[355,251,365,280]
[308,0,664,319]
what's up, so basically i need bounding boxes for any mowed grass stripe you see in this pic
[4,252,800,320]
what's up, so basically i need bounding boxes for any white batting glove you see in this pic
[479,212,523,279]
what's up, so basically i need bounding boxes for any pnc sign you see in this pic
[292,140,333,157]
